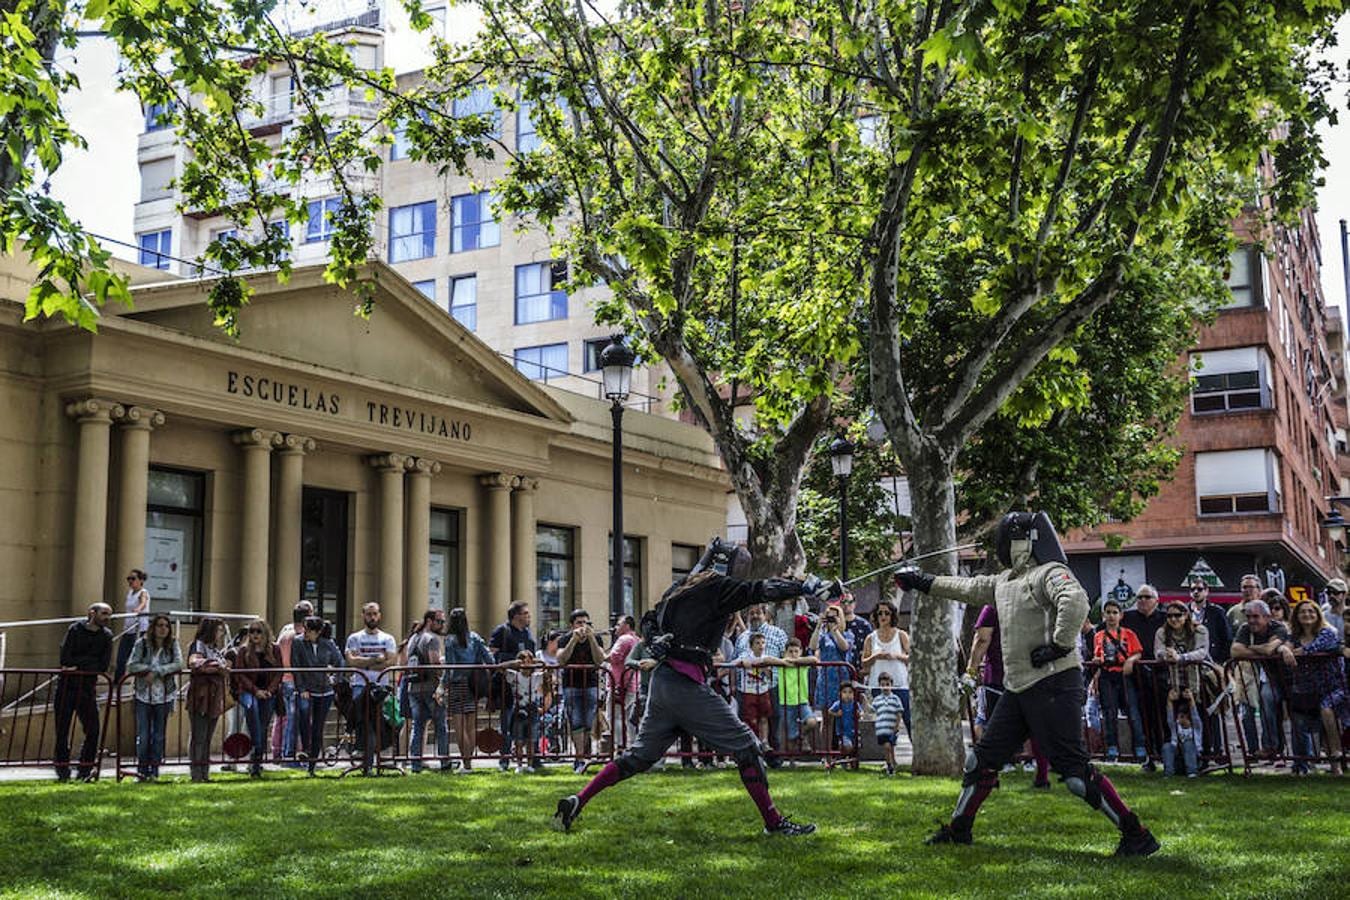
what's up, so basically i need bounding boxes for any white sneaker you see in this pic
[572,760,589,775]
[516,764,528,774]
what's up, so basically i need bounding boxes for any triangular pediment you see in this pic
[117,263,571,423]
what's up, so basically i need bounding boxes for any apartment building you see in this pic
[131,14,671,416]
[1063,189,1347,606]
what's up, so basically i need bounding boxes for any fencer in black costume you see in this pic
[897,512,1161,857]
[553,538,832,836]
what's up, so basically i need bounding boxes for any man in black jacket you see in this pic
[553,540,830,837]
[55,603,114,781]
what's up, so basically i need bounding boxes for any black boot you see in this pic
[1114,813,1160,857]
[925,816,973,845]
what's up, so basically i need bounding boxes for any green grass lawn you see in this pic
[0,767,1345,899]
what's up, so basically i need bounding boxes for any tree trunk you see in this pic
[905,446,966,776]
[0,0,60,195]
[743,503,805,579]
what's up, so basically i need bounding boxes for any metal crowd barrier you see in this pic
[1082,659,1238,774]
[1224,653,1348,775]
[0,669,116,778]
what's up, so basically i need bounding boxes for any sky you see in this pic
[46,8,1350,310]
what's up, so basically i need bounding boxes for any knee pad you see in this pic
[1064,766,1101,809]
[960,748,997,789]
[734,746,767,784]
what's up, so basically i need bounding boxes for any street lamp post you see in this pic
[600,335,637,623]
[830,437,855,582]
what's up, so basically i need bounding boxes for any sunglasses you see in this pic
[1189,587,1206,594]
[1166,613,1186,619]
[247,627,264,634]
[126,576,140,582]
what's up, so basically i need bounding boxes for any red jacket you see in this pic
[1094,628,1143,673]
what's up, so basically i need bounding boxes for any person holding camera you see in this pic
[810,602,853,751]
[553,538,832,837]
[557,609,605,774]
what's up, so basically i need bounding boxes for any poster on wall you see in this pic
[428,553,446,611]
[1098,555,1147,606]
[146,526,184,600]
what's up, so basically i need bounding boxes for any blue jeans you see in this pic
[408,692,449,771]
[1162,737,1198,775]
[135,699,171,777]
[564,686,599,732]
[239,692,275,767]
[1239,671,1284,754]
[1289,708,1321,773]
[1099,670,1147,757]
[280,682,298,758]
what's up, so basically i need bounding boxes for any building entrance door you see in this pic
[301,487,349,630]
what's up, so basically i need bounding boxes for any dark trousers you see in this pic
[1134,668,1166,757]
[299,693,334,773]
[973,668,1090,781]
[53,677,101,779]
[113,633,138,687]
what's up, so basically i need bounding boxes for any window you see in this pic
[266,220,291,261]
[429,508,461,611]
[306,197,342,243]
[1221,246,1263,309]
[390,110,429,161]
[145,467,205,613]
[137,230,171,270]
[450,275,477,330]
[536,525,575,634]
[858,114,882,148]
[144,102,174,132]
[1195,448,1281,515]
[425,4,447,32]
[269,75,294,118]
[348,43,378,71]
[139,158,174,202]
[514,343,568,382]
[453,84,500,137]
[672,543,700,583]
[517,97,541,153]
[609,536,644,619]
[515,260,568,324]
[584,337,641,373]
[389,200,437,262]
[412,280,436,302]
[211,227,239,244]
[451,192,500,252]
[1190,347,1270,413]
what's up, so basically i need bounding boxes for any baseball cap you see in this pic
[1326,578,1347,594]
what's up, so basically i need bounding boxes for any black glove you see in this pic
[894,566,934,593]
[801,575,843,603]
[761,577,808,601]
[1030,643,1071,668]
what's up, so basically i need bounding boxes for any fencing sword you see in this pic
[842,542,981,587]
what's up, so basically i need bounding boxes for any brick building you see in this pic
[1063,193,1346,608]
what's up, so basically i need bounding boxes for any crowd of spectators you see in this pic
[44,567,1347,783]
[1051,574,1349,777]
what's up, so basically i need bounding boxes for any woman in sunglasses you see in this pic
[126,613,182,780]
[1156,602,1210,701]
[232,619,282,777]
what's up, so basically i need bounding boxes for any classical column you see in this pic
[233,429,280,619]
[511,477,539,617]
[272,434,315,628]
[115,406,165,586]
[370,453,410,634]
[405,457,441,617]
[66,399,125,614]
[480,473,516,632]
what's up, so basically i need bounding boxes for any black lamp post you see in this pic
[830,436,855,582]
[1322,496,1350,545]
[600,335,637,621]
